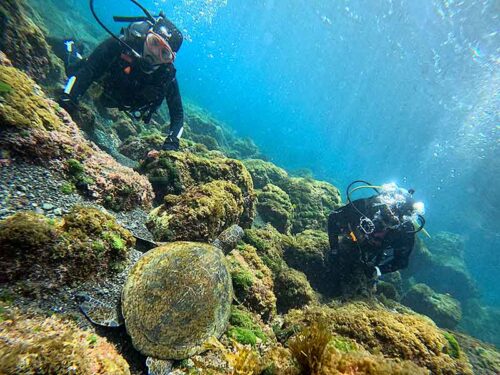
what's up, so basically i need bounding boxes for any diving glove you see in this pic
[162,135,180,151]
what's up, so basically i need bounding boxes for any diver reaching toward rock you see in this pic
[57,1,184,151]
[327,181,426,297]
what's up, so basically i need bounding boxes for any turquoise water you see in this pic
[90,0,498,304]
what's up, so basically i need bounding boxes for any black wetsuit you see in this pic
[64,37,184,134]
[327,196,415,296]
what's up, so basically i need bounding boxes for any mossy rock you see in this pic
[242,159,289,189]
[405,237,478,302]
[283,230,333,294]
[256,184,294,234]
[282,302,473,374]
[459,299,500,347]
[140,150,256,225]
[0,65,60,130]
[121,242,233,360]
[0,207,134,284]
[0,0,65,87]
[119,133,165,161]
[147,180,245,242]
[454,332,500,375]
[227,306,269,346]
[274,267,317,314]
[242,226,316,313]
[243,225,287,273]
[402,283,462,329]
[282,177,341,234]
[227,244,277,321]
[0,307,130,374]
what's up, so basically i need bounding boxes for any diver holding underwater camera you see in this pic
[327,181,427,298]
[56,0,184,151]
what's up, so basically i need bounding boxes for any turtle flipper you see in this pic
[78,293,123,327]
[146,357,173,375]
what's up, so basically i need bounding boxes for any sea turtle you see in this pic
[78,224,244,375]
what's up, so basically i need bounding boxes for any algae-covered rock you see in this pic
[402,283,462,329]
[121,242,233,360]
[283,229,332,294]
[147,180,245,242]
[283,177,341,233]
[226,244,277,321]
[242,226,317,313]
[0,308,130,374]
[405,236,478,302]
[226,306,271,347]
[243,225,287,272]
[274,267,317,313]
[454,332,500,375]
[256,184,294,233]
[119,133,165,161]
[459,299,500,347]
[183,103,262,159]
[140,150,255,225]
[0,65,154,210]
[0,0,64,86]
[0,65,60,130]
[281,302,473,374]
[243,159,289,189]
[0,207,134,284]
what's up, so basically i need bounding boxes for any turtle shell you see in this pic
[121,242,233,360]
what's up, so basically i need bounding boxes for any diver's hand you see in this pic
[162,136,180,151]
[59,93,78,114]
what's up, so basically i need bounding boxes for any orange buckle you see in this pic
[349,231,357,242]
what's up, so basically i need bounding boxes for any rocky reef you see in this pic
[0,1,498,374]
[0,306,130,375]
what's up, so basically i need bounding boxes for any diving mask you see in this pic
[143,31,176,65]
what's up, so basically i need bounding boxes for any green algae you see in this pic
[444,332,461,359]
[0,80,12,95]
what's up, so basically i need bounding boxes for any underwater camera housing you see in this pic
[89,0,183,59]
[346,180,426,235]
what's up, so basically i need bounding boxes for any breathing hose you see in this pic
[89,0,146,58]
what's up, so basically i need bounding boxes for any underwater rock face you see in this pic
[140,150,256,224]
[256,183,294,234]
[0,65,154,211]
[454,332,500,375]
[273,267,318,314]
[0,0,64,87]
[281,302,473,375]
[405,236,479,304]
[183,104,262,159]
[283,177,341,233]
[244,159,341,233]
[0,207,134,284]
[147,180,245,242]
[243,226,318,313]
[227,244,277,321]
[402,283,462,329]
[459,299,500,348]
[121,242,233,360]
[0,308,130,375]
[283,229,333,294]
[243,159,290,189]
